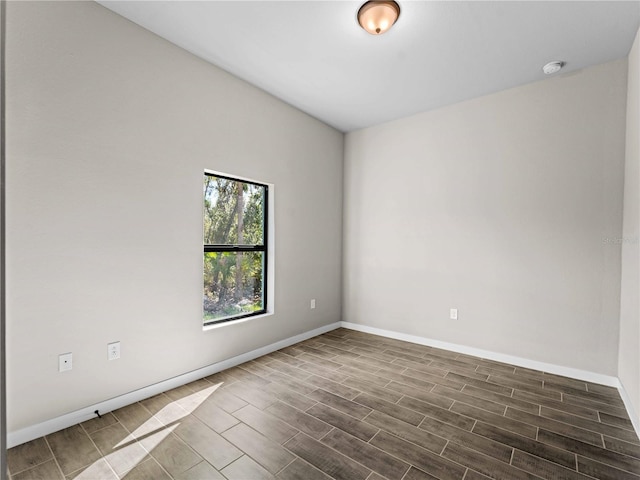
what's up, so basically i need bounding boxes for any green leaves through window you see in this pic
[203,173,268,325]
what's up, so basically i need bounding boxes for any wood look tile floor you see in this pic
[8,328,640,480]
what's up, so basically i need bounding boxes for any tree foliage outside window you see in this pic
[203,173,267,325]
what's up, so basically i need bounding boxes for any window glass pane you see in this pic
[203,251,265,323]
[203,176,265,246]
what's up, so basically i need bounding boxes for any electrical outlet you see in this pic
[450,308,458,320]
[59,353,72,372]
[310,299,316,309]
[108,341,121,360]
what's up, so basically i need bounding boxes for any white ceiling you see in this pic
[99,1,640,132]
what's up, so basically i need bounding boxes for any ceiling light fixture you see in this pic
[357,1,400,35]
[542,61,564,75]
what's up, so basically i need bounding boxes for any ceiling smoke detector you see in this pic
[542,61,565,75]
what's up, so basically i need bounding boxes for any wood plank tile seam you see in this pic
[7,329,640,480]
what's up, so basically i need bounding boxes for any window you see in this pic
[203,173,268,325]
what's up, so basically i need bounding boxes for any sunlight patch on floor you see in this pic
[101,382,224,477]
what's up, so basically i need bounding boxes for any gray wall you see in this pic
[1,0,6,475]
[5,1,343,432]
[619,26,640,428]
[343,59,628,375]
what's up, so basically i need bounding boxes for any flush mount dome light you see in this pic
[543,61,564,75]
[358,0,400,35]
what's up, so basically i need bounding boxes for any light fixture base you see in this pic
[357,1,400,35]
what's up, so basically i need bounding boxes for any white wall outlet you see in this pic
[59,353,72,372]
[450,308,458,320]
[310,299,316,309]
[108,341,121,360]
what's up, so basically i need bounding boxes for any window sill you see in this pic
[203,311,274,332]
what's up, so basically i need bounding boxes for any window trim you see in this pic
[203,172,269,326]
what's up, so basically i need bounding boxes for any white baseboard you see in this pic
[7,322,341,448]
[340,322,620,387]
[618,378,640,440]
[340,322,640,439]
[10,320,638,448]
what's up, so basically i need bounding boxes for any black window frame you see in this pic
[203,172,269,326]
